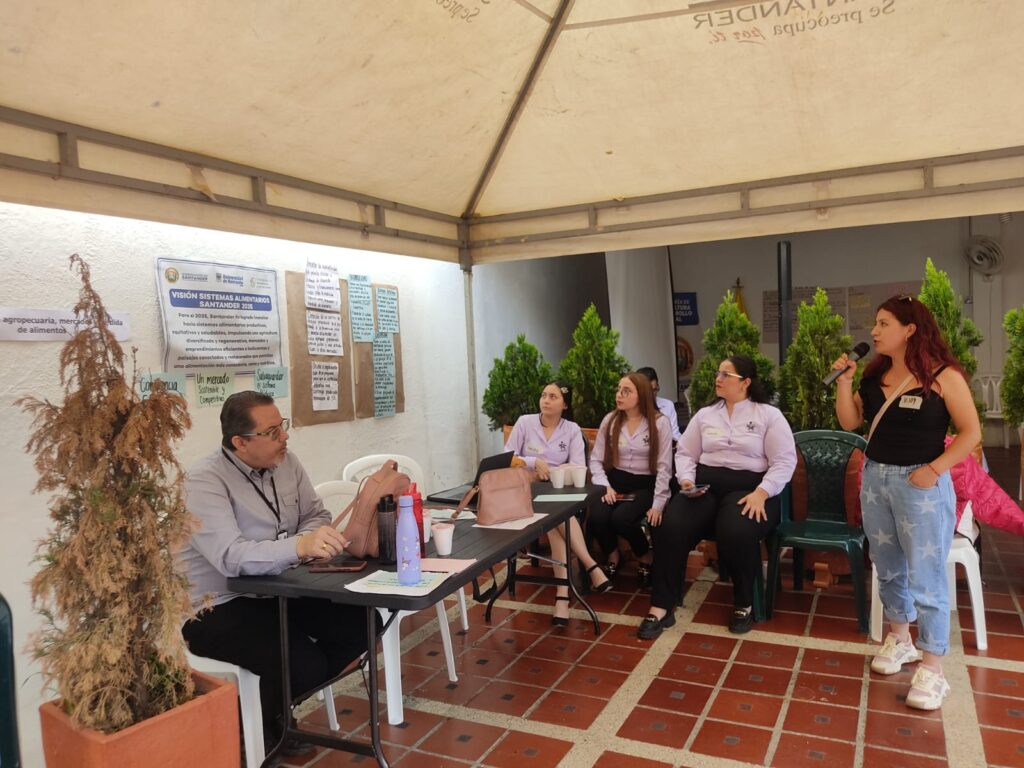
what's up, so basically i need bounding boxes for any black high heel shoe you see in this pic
[586,563,614,594]
[605,559,619,578]
[552,595,571,626]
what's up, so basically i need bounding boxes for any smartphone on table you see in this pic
[681,484,710,497]
[308,558,368,573]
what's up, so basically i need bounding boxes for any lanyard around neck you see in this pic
[222,448,281,526]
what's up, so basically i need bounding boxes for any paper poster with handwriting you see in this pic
[311,361,339,411]
[372,332,396,418]
[195,369,233,408]
[138,371,187,401]
[306,310,343,356]
[254,365,289,398]
[304,259,341,312]
[348,274,375,342]
[375,286,399,334]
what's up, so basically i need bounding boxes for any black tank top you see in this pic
[860,367,950,465]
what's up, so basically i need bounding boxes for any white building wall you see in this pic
[0,201,473,766]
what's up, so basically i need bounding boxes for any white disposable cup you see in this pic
[432,522,454,556]
[570,466,587,488]
[549,466,566,489]
[422,509,432,542]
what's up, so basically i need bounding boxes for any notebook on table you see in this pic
[426,451,515,507]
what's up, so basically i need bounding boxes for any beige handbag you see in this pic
[456,466,534,526]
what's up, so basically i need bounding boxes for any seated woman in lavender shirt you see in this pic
[505,381,613,625]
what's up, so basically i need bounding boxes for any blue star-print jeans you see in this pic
[861,459,955,656]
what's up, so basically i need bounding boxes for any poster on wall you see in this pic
[156,258,282,372]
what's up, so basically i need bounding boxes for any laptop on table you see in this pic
[426,451,515,507]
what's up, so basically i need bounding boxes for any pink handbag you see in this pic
[456,467,533,526]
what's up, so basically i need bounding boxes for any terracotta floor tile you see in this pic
[770,732,856,767]
[772,589,815,612]
[473,627,540,656]
[799,647,867,678]
[658,653,728,686]
[351,708,446,748]
[815,593,859,618]
[792,671,864,708]
[555,663,629,699]
[637,677,714,716]
[707,688,784,728]
[964,631,1024,662]
[959,607,1024,635]
[578,642,646,673]
[672,631,738,660]
[467,679,544,717]
[455,647,519,678]
[302,694,369,733]
[615,705,697,749]
[692,600,733,627]
[759,610,811,636]
[496,656,571,688]
[499,609,554,635]
[973,691,1024,731]
[466,603,514,628]
[579,591,633,615]
[860,746,947,767]
[480,730,573,768]
[415,718,505,762]
[782,699,859,742]
[968,664,1024,697]
[401,639,453,667]
[526,689,606,729]
[601,621,657,648]
[592,751,673,768]
[523,634,593,664]
[808,614,864,642]
[980,725,1024,768]
[315,747,407,766]
[689,719,772,764]
[734,639,799,669]
[412,670,490,707]
[379,663,436,694]
[958,591,1016,612]
[866,679,942,720]
[722,662,792,697]
[864,710,947,757]
[704,582,735,603]
[394,749,470,767]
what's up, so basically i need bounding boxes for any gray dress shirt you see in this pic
[178,447,330,608]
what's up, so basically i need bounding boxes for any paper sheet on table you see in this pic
[420,558,476,574]
[533,493,588,502]
[427,508,476,521]
[473,512,546,530]
[344,570,449,596]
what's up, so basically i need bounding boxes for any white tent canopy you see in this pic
[2,0,1023,264]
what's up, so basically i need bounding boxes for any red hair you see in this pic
[602,372,661,474]
[861,295,963,393]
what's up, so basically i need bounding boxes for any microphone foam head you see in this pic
[852,342,871,358]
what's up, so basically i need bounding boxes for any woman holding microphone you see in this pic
[833,294,979,710]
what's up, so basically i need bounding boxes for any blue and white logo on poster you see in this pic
[673,292,699,326]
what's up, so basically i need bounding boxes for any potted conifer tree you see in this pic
[558,304,631,434]
[1001,306,1024,494]
[20,255,237,767]
[481,333,554,442]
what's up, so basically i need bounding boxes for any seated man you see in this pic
[178,391,368,754]
[637,366,681,441]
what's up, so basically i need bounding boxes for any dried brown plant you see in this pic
[19,255,196,733]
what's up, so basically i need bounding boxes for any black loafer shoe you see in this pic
[281,737,317,757]
[637,612,676,640]
[728,608,754,634]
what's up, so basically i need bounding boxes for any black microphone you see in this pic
[823,342,871,386]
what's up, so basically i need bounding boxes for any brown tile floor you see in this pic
[290,447,1024,767]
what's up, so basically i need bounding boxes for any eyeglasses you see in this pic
[239,418,290,441]
[616,387,635,396]
[715,370,745,380]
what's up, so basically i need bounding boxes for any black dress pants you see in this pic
[182,596,369,745]
[650,464,780,611]
[588,468,657,559]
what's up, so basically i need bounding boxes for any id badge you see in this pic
[899,395,923,410]
[276,530,289,540]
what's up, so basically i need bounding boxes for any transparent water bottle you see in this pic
[377,494,397,565]
[397,494,421,586]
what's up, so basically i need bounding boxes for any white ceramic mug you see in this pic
[431,522,454,556]
[549,466,566,489]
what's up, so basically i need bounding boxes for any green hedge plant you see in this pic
[1002,306,1024,428]
[559,304,631,428]
[481,334,553,431]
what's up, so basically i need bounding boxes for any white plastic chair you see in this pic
[977,374,1010,449]
[870,536,987,651]
[316,477,461,725]
[185,652,266,768]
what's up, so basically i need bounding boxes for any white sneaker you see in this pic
[871,633,922,675]
[906,666,950,710]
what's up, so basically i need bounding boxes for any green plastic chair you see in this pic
[1,592,21,767]
[765,430,869,633]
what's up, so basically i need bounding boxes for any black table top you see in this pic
[227,484,600,612]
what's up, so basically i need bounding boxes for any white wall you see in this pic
[0,202,474,766]
[605,247,676,394]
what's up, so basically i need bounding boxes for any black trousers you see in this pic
[650,464,781,610]
[182,596,369,745]
[588,467,657,559]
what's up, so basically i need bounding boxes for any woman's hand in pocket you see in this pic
[908,466,937,489]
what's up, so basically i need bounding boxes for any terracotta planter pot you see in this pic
[40,671,239,768]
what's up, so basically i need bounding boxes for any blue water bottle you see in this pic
[397,494,422,586]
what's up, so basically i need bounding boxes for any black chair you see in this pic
[1,592,21,768]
